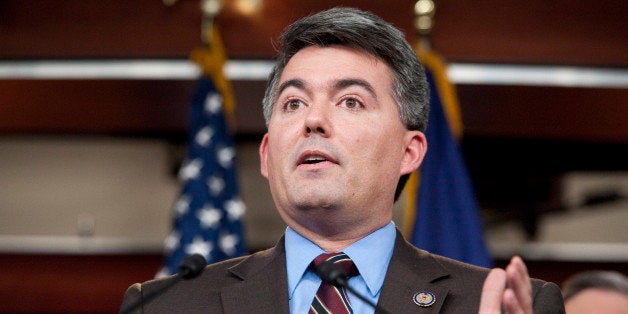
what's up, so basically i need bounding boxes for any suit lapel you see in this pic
[220,238,290,314]
[217,231,455,313]
[377,230,451,313]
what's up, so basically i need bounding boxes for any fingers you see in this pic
[479,257,534,314]
[504,256,532,314]
[479,268,507,313]
[503,288,524,314]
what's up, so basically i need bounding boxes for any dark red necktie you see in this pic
[309,252,357,314]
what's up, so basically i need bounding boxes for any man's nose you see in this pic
[303,103,331,137]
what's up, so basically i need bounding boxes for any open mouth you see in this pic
[298,151,336,166]
[302,156,327,164]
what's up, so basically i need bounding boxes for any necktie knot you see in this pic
[312,252,358,279]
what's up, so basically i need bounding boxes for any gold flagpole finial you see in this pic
[192,0,236,129]
[415,0,436,51]
[200,0,222,45]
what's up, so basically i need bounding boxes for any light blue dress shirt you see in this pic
[285,221,397,314]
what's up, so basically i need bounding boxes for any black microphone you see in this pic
[316,260,389,314]
[177,253,207,279]
[120,254,207,314]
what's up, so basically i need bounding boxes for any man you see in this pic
[120,7,564,313]
[562,270,628,314]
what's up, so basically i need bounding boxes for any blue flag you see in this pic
[157,76,247,277]
[409,56,493,268]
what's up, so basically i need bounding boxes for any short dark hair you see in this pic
[562,270,628,301]
[262,7,429,201]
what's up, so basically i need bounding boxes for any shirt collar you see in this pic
[285,221,396,297]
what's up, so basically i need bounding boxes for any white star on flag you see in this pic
[217,146,235,168]
[225,198,246,220]
[219,233,239,256]
[204,92,222,114]
[197,205,223,229]
[208,175,225,196]
[178,158,203,181]
[173,195,191,216]
[195,126,215,147]
[185,236,213,259]
[164,231,181,252]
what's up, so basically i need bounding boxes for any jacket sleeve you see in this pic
[531,280,565,314]
[119,283,143,314]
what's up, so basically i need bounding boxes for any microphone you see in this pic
[316,260,389,314]
[120,254,207,314]
[177,253,206,279]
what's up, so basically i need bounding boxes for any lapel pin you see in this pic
[413,291,436,307]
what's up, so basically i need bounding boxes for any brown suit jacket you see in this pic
[120,230,564,313]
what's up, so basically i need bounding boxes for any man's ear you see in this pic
[259,133,269,179]
[400,130,427,176]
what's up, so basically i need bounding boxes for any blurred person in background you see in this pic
[562,270,628,314]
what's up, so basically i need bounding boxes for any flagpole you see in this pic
[414,0,436,52]
[403,0,436,238]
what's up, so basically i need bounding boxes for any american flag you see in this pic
[157,75,247,277]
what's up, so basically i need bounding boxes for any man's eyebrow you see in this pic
[276,78,377,99]
[277,79,305,96]
[333,78,377,99]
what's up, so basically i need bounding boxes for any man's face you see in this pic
[259,45,425,236]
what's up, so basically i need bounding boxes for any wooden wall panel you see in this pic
[0,0,202,59]
[457,85,628,143]
[432,1,628,66]
[0,79,194,134]
[1,0,625,65]
[0,254,163,313]
[0,79,270,135]
[217,0,417,59]
[0,0,417,59]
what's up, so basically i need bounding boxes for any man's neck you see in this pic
[288,221,390,252]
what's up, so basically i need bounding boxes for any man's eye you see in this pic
[285,99,303,111]
[341,98,363,109]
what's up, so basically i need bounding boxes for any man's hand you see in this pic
[478,256,533,314]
